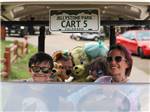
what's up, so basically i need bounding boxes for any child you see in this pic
[28,52,54,82]
[86,57,108,82]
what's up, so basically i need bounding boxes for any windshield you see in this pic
[1,82,149,111]
[137,31,150,41]
[1,2,150,112]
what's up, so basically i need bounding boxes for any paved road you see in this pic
[7,32,150,82]
[132,56,150,75]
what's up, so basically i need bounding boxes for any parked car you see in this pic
[70,33,81,40]
[7,25,27,37]
[70,32,105,41]
[34,26,51,35]
[116,30,150,58]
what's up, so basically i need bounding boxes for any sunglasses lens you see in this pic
[32,66,40,73]
[115,56,122,62]
[31,66,50,74]
[41,67,50,73]
[107,57,113,62]
[107,56,124,63]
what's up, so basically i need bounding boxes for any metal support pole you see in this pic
[109,26,116,48]
[28,17,35,35]
[38,26,45,52]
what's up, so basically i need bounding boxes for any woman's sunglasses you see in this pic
[107,56,126,63]
[31,66,51,74]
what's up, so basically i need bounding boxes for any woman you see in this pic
[95,44,133,83]
[94,45,141,111]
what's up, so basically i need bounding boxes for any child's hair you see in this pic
[88,57,108,77]
[28,52,54,69]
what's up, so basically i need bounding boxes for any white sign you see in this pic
[49,9,100,32]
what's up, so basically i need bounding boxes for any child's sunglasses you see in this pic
[31,66,51,74]
[107,56,126,63]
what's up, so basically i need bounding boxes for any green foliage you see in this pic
[9,44,37,80]
[0,40,12,56]
[0,40,37,80]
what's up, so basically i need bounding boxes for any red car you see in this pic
[116,30,150,58]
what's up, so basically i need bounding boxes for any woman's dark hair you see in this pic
[108,44,133,77]
[28,52,54,69]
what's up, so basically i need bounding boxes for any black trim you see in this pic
[2,20,150,26]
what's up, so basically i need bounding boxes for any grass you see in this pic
[0,40,13,55]
[0,39,37,80]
